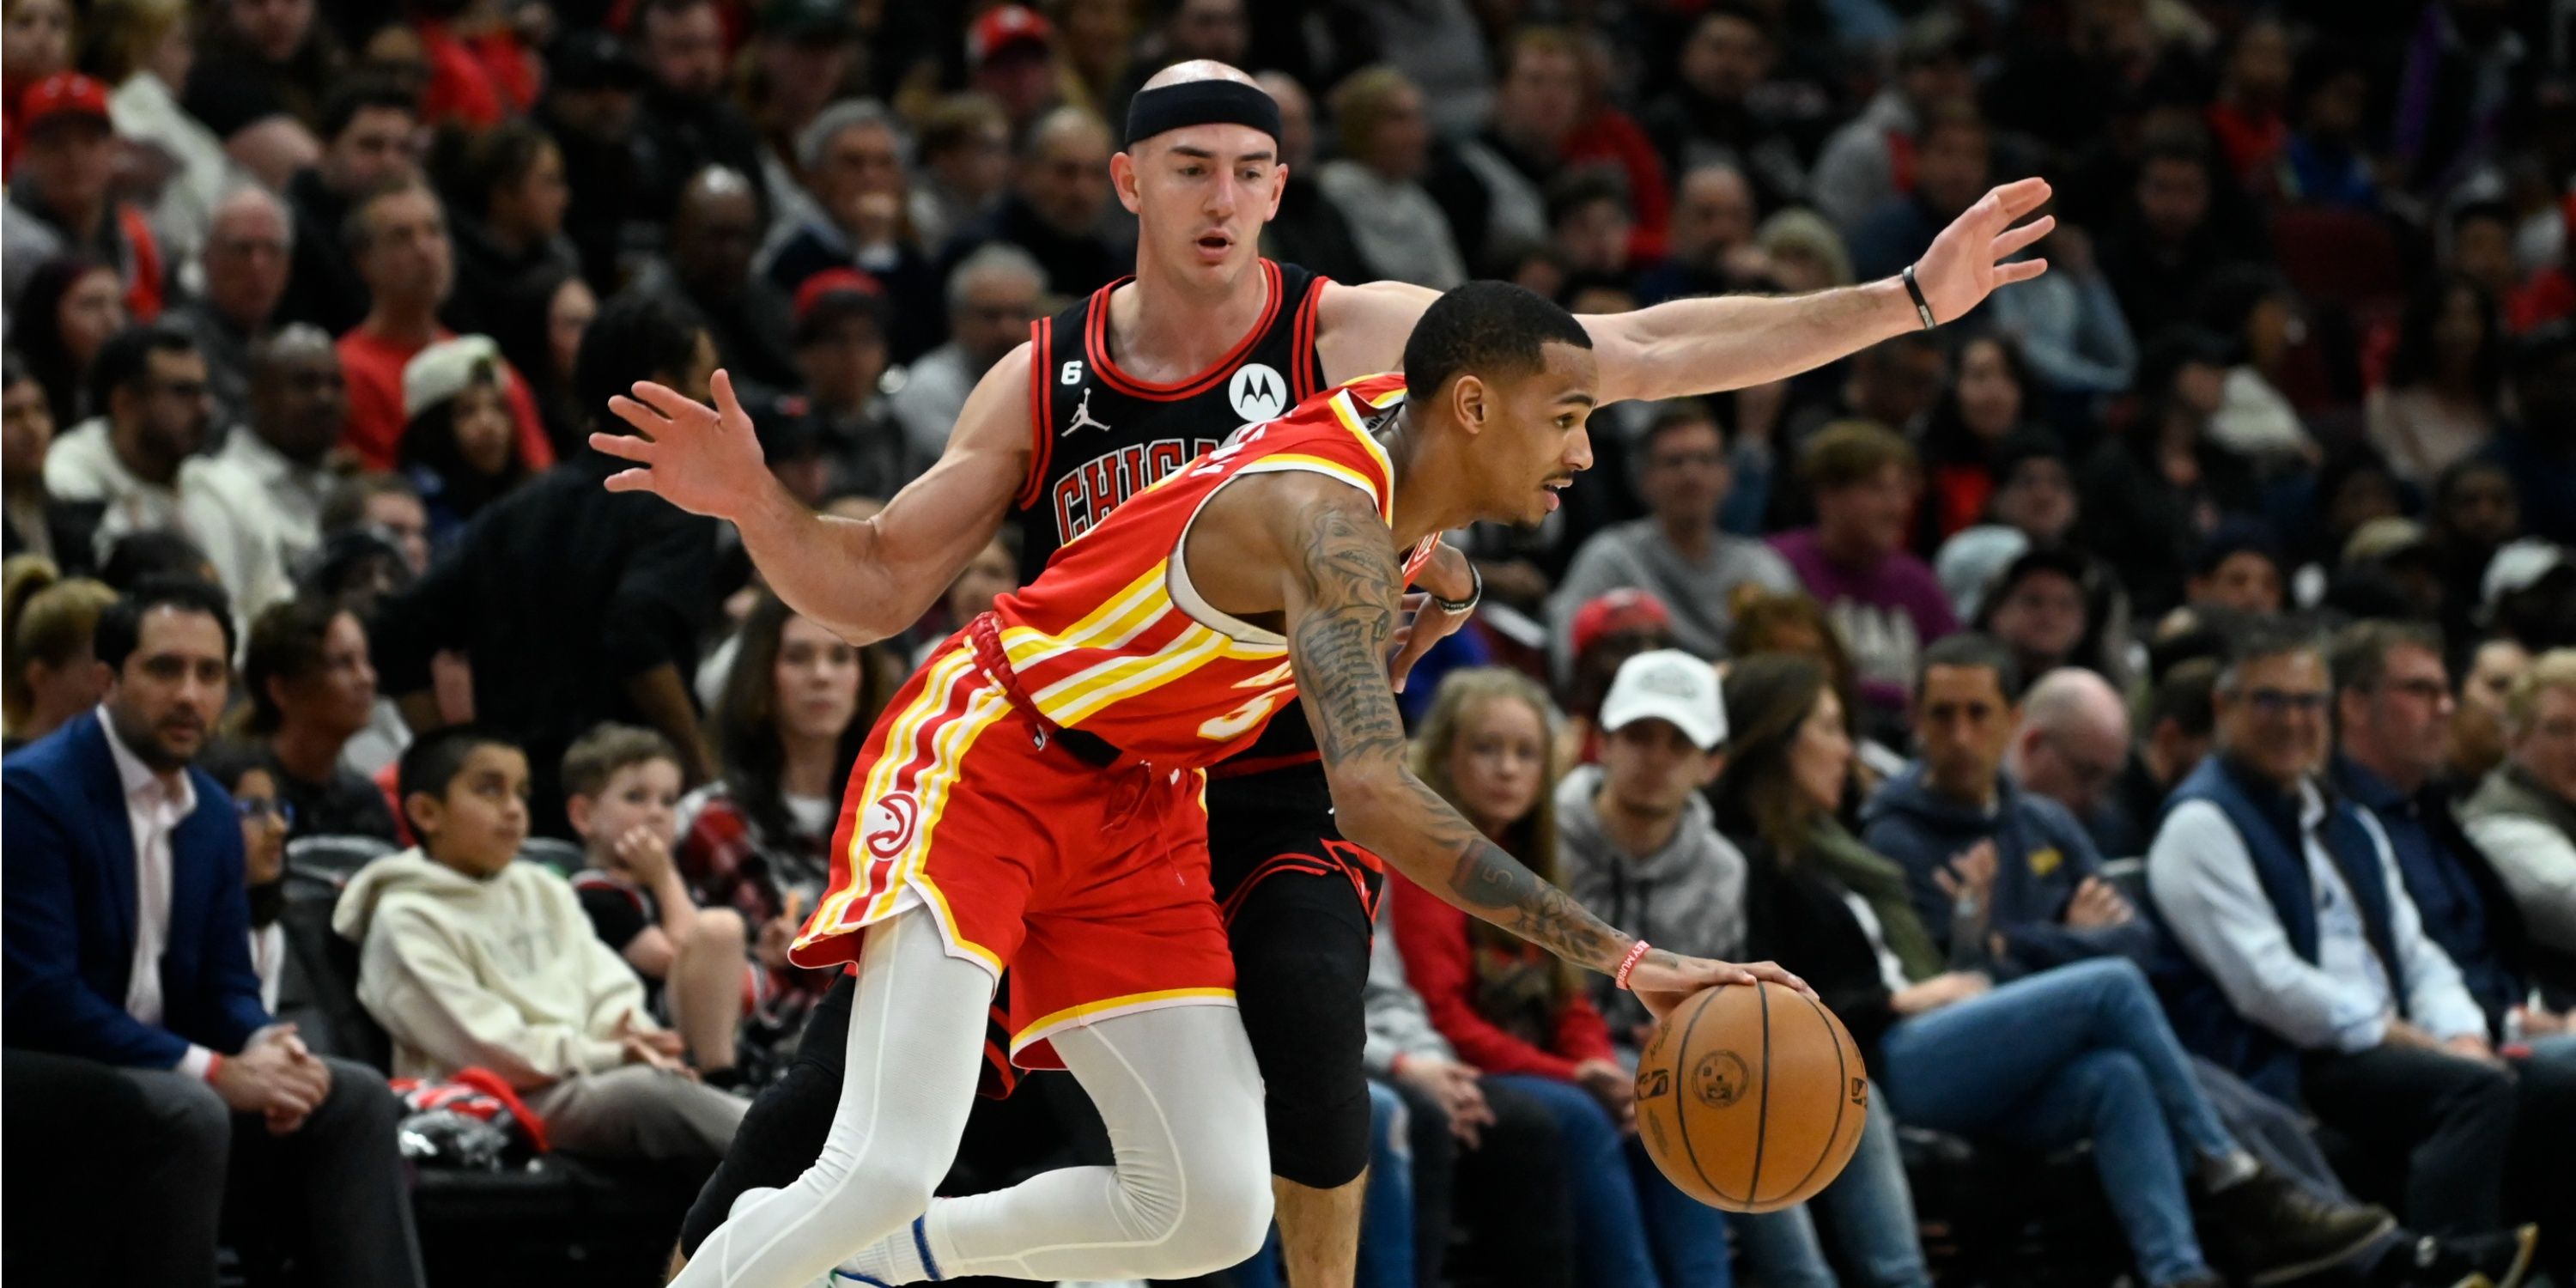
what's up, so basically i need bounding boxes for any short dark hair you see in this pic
[1916,632,2020,704]
[319,471,422,537]
[1544,167,1630,230]
[94,576,236,673]
[576,294,705,432]
[1399,281,1593,401]
[240,597,343,734]
[434,118,558,221]
[2148,658,2220,739]
[398,725,519,806]
[318,72,418,145]
[2136,125,2212,174]
[2326,619,2445,696]
[1637,398,1722,459]
[2218,617,2324,692]
[342,176,441,258]
[88,325,198,417]
[2451,198,2513,237]
[560,722,681,802]
[99,529,214,592]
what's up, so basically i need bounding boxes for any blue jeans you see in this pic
[1806,1081,1934,1288]
[1356,1080,1416,1288]
[1488,1073,1710,1288]
[1878,957,2229,1288]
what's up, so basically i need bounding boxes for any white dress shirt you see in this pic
[97,709,219,1078]
[2147,776,2488,1053]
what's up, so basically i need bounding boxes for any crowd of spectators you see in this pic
[3,0,2575,1283]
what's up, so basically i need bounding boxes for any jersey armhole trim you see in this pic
[1164,460,1385,647]
[1016,319,1053,511]
[1291,276,1327,403]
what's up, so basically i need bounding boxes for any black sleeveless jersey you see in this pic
[1014,258,1334,781]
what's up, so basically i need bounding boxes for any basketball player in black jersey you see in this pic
[624,58,2057,1286]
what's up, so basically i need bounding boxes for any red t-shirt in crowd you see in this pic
[1387,872,1617,1081]
[337,325,556,472]
[416,20,540,127]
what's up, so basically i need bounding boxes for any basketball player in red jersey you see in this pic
[621,61,2053,1287]
[617,278,1806,1288]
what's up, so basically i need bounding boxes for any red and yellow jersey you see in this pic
[987,371,1437,766]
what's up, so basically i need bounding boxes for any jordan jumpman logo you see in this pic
[1062,386,1111,435]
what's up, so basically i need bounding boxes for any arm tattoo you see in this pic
[1285,495,1631,975]
[1411,779,1626,971]
[1288,499,1407,768]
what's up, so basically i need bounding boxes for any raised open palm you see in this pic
[592,369,772,520]
[1913,176,2057,325]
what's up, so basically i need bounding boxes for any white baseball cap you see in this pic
[2484,538,2570,612]
[1597,649,1726,750]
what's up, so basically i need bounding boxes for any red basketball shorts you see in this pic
[789,644,1236,1070]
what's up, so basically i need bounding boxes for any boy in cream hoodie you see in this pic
[334,727,744,1163]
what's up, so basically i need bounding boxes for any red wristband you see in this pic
[203,1052,225,1084]
[1613,940,1651,992]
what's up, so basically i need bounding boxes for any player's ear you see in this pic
[1110,151,1142,215]
[1449,374,1488,434]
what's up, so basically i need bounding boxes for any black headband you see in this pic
[1123,79,1282,150]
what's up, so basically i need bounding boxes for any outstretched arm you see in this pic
[1315,179,2056,403]
[596,353,1032,646]
[1272,482,1808,1018]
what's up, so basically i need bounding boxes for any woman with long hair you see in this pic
[1715,655,2389,1288]
[679,592,897,1008]
[1396,668,1797,1288]
[2369,275,2508,487]
[8,254,125,428]
[1917,333,2037,550]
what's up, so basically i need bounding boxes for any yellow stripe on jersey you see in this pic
[814,648,978,933]
[864,677,1013,921]
[999,562,1171,669]
[1241,455,1388,521]
[1034,620,1236,726]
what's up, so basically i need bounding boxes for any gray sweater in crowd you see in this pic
[1546,520,1801,682]
[1554,764,1751,1060]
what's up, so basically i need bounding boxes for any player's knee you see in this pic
[1267,1078,1371,1188]
[820,1152,942,1222]
[689,908,749,952]
[1165,1151,1274,1273]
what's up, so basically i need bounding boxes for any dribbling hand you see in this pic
[594,370,771,521]
[1625,951,1814,1023]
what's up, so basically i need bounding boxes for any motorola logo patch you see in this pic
[1228,362,1288,422]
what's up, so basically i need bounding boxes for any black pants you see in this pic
[681,769,1385,1250]
[2505,1045,2576,1269]
[2303,1043,2518,1236]
[3,1048,161,1287]
[1388,1072,1576,1288]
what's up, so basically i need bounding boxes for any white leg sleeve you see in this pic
[921,1003,1275,1282]
[671,908,994,1288]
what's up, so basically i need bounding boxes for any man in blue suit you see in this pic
[3,577,421,1286]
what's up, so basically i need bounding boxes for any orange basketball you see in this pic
[1632,981,1870,1213]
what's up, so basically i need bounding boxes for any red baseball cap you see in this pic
[18,73,112,134]
[1570,588,1675,659]
[969,4,1053,67]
